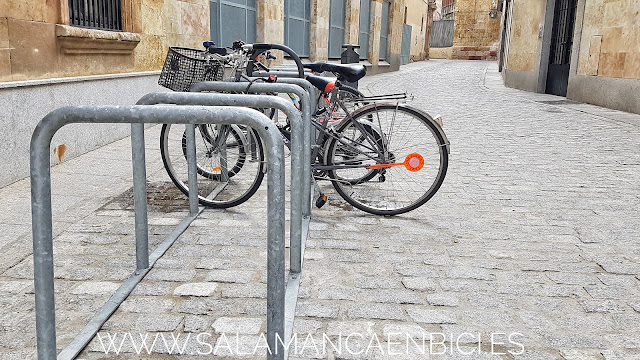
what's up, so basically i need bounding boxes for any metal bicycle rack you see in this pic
[189,81,314,219]
[29,105,297,360]
[240,77,319,212]
[183,83,315,349]
[137,90,310,273]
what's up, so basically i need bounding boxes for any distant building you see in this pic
[210,0,435,74]
[430,0,502,60]
[499,0,640,114]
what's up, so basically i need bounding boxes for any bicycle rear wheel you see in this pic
[326,104,448,216]
[160,124,265,208]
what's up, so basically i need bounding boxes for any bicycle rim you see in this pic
[327,105,448,215]
[160,124,265,208]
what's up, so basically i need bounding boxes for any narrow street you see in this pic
[1,59,639,359]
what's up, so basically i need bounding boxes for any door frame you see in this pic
[498,0,511,72]
[535,0,585,95]
[379,0,391,61]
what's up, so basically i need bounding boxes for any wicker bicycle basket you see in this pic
[158,47,224,92]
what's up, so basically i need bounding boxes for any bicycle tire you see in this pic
[160,124,265,208]
[326,104,448,216]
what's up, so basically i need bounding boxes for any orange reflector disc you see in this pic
[405,153,424,172]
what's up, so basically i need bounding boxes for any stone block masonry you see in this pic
[450,0,502,61]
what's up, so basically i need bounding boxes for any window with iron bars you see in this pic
[442,0,455,19]
[69,0,123,31]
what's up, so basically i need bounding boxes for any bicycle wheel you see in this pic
[325,104,448,216]
[324,119,384,184]
[160,124,265,208]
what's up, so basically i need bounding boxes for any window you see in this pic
[328,0,346,59]
[284,0,311,57]
[210,0,257,48]
[358,0,371,60]
[69,0,123,31]
[379,0,390,61]
[442,0,455,20]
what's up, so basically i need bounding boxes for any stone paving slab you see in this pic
[1,60,640,359]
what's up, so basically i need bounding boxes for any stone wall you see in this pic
[0,0,429,81]
[257,0,285,44]
[310,0,331,61]
[405,0,431,61]
[451,0,502,60]
[503,0,545,72]
[0,73,168,187]
[502,0,640,114]
[576,0,640,79]
[368,0,383,66]
[0,0,210,82]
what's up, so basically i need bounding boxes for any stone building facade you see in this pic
[500,0,640,114]
[405,0,436,61]
[430,0,502,60]
[0,0,209,81]
[251,0,435,74]
[451,0,501,60]
[0,0,210,187]
[1,0,437,81]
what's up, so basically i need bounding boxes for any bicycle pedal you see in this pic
[315,194,328,208]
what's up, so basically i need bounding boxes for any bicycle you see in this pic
[157,42,363,206]
[158,42,449,215]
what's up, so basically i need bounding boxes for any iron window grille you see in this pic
[69,0,123,31]
[442,0,455,19]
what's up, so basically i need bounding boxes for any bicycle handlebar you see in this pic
[246,43,305,79]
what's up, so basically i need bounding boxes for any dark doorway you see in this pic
[546,0,578,96]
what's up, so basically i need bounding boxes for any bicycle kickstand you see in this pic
[312,177,327,208]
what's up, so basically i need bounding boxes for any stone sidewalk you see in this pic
[1,60,640,359]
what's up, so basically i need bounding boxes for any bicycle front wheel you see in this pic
[160,124,265,208]
[326,104,448,216]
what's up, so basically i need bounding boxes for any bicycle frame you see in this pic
[302,85,392,176]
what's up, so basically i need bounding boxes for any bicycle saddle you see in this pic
[306,75,335,93]
[303,62,366,83]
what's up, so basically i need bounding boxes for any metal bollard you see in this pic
[341,44,361,89]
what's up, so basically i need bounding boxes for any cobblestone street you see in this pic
[1,60,640,359]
